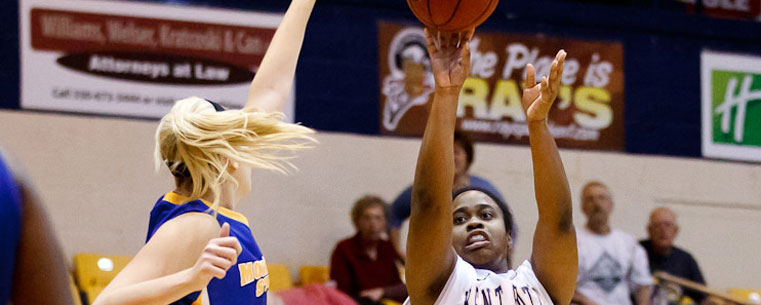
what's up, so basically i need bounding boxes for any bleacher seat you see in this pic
[73,253,131,304]
[267,264,294,293]
[299,265,330,286]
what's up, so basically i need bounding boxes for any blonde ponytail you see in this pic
[155,97,315,211]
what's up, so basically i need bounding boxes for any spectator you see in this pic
[330,195,407,305]
[641,207,707,304]
[573,181,653,305]
[388,130,509,259]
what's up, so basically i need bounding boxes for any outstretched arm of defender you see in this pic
[523,51,578,305]
[245,0,316,112]
[406,29,472,305]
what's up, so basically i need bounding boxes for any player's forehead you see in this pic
[453,190,500,213]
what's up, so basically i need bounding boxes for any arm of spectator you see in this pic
[329,246,354,297]
[687,255,708,303]
[359,288,383,301]
[631,244,653,305]
[359,283,407,303]
[381,282,408,303]
[635,285,652,305]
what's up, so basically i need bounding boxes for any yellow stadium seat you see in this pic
[299,265,330,286]
[69,273,83,305]
[73,253,132,304]
[381,300,402,305]
[678,296,695,305]
[727,288,761,303]
[267,264,294,293]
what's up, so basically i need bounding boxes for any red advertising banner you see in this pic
[378,21,626,150]
[683,0,761,20]
[30,8,274,68]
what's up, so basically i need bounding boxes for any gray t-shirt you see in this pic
[576,228,653,305]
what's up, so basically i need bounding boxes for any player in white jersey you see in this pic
[404,28,578,305]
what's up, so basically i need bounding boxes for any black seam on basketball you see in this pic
[441,0,464,27]
[427,0,434,26]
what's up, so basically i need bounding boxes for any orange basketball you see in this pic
[407,0,499,32]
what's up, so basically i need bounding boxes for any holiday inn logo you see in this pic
[712,70,761,145]
[702,51,761,162]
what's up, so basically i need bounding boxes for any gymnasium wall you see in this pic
[1,109,759,290]
[3,0,761,157]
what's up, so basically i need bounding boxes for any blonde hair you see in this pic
[155,96,315,211]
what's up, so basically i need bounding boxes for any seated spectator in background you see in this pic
[330,195,407,305]
[388,130,510,260]
[573,181,653,305]
[641,207,708,304]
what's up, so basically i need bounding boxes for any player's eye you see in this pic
[481,212,493,220]
[453,215,467,225]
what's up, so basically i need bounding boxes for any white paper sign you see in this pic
[20,0,293,119]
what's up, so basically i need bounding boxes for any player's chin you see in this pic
[458,246,499,266]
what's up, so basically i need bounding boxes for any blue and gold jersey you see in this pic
[0,153,21,304]
[147,191,270,305]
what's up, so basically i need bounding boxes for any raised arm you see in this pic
[523,51,578,305]
[406,29,472,305]
[245,0,316,112]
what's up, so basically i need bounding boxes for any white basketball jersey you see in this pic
[404,256,555,305]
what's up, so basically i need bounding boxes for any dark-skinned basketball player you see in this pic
[404,28,577,305]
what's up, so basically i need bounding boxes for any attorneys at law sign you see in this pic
[20,0,292,119]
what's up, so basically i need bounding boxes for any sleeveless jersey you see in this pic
[0,152,21,304]
[147,191,269,305]
[404,256,554,305]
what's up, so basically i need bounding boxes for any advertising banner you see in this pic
[683,0,761,20]
[701,51,761,162]
[20,0,291,119]
[378,21,625,150]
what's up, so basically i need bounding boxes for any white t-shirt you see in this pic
[404,256,554,305]
[576,228,653,305]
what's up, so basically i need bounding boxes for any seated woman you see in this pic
[330,195,407,305]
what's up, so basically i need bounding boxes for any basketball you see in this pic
[407,0,499,32]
